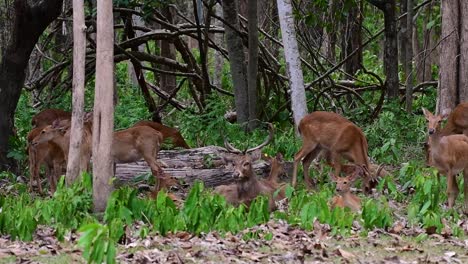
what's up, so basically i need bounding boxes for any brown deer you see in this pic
[31,119,93,175]
[27,126,66,193]
[132,120,190,149]
[424,103,468,166]
[31,109,72,128]
[423,108,468,213]
[215,124,284,210]
[292,111,371,192]
[330,165,363,212]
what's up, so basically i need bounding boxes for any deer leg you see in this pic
[292,142,318,187]
[302,147,322,188]
[331,152,343,177]
[446,169,459,209]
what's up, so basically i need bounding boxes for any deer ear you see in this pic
[51,119,61,128]
[249,149,262,162]
[422,108,432,119]
[329,172,338,182]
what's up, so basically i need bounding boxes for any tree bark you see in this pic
[221,0,248,124]
[160,6,177,94]
[276,0,307,133]
[66,0,87,184]
[367,0,399,98]
[0,0,64,171]
[405,0,414,112]
[212,4,224,90]
[437,0,459,115]
[459,0,468,102]
[247,0,259,130]
[343,1,363,76]
[93,0,114,213]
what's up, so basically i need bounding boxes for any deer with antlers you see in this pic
[292,111,372,192]
[215,124,285,210]
[423,108,468,213]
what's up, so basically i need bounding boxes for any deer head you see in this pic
[31,119,70,146]
[330,165,364,194]
[422,108,448,135]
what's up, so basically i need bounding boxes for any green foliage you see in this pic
[78,222,118,264]
[361,197,393,229]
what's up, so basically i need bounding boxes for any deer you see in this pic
[215,124,283,211]
[424,103,468,166]
[132,120,190,149]
[27,126,66,194]
[330,165,364,212]
[31,119,93,176]
[292,111,371,192]
[422,108,468,213]
[31,109,72,128]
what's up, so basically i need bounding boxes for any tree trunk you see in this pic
[127,9,145,86]
[92,0,114,213]
[221,0,248,124]
[343,1,363,76]
[367,0,399,98]
[247,0,259,130]
[405,0,414,113]
[0,0,64,171]
[160,6,177,94]
[276,0,307,133]
[212,4,224,90]
[459,0,468,102]
[438,0,459,115]
[66,0,86,184]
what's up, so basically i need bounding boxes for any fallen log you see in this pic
[115,146,293,187]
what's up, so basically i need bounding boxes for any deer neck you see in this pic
[428,128,444,149]
[237,173,260,198]
[51,134,70,158]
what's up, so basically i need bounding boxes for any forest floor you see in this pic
[0,219,467,264]
[1,169,467,263]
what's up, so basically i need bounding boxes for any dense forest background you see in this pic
[0,0,467,263]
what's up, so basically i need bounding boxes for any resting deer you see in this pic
[423,108,468,213]
[31,109,72,128]
[27,126,66,193]
[424,103,468,166]
[292,111,371,192]
[132,120,190,149]
[215,124,284,210]
[330,165,363,212]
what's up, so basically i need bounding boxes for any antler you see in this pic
[224,123,275,154]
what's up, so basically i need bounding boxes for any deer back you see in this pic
[31,109,71,128]
[133,120,190,149]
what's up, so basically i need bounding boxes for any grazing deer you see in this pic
[27,126,66,193]
[31,109,72,128]
[292,111,371,192]
[215,124,283,210]
[330,165,363,212]
[424,103,468,166]
[423,108,468,213]
[132,120,190,149]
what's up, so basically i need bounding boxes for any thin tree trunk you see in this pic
[212,4,224,90]
[160,6,177,94]
[247,0,259,130]
[0,0,64,171]
[405,0,414,112]
[93,0,114,213]
[343,1,363,76]
[437,0,459,115]
[459,0,468,102]
[276,0,307,133]
[367,0,399,98]
[221,0,248,124]
[66,0,86,184]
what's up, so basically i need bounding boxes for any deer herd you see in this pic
[25,102,468,214]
